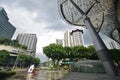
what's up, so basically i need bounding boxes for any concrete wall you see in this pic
[0,45,29,56]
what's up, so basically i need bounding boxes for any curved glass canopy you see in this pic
[58,0,120,44]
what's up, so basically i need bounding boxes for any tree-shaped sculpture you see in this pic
[58,0,118,76]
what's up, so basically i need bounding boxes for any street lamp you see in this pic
[57,0,118,76]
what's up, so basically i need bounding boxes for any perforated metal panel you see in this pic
[58,0,120,44]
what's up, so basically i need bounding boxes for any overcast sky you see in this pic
[0,0,92,62]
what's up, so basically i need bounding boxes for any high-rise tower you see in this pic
[0,7,16,39]
[56,39,63,46]
[16,33,37,56]
[64,29,84,47]
[64,31,72,47]
[70,29,84,47]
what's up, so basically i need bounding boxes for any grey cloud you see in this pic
[16,0,61,31]
[0,0,17,5]
[44,20,70,31]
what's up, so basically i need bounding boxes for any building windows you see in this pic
[0,7,16,39]
[16,33,37,56]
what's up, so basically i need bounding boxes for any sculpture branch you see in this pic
[98,13,104,33]
[85,0,100,15]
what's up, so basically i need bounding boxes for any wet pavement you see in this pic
[61,72,120,80]
[4,70,67,80]
[3,70,120,80]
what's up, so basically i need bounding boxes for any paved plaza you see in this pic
[60,72,120,80]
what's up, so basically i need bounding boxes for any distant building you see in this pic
[56,39,63,46]
[16,33,37,56]
[64,29,84,47]
[70,29,84,47]
[64,31,72,47]
[0,7,16,39]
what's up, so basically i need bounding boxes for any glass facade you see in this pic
[58,0,120,44]
[0,7,16,39]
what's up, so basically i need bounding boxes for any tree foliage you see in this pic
[43,44,98,65]
[43,44,120,68]
[43,44,64,65]
[72,46,88,59]
[0,37,27,50]
[18,53,40,67]
[87,45,98,60]
[109,49,120,67]
[0,50,10,65]
[0,37,11,45]
[64,46,72,58]
[43,44,64,60]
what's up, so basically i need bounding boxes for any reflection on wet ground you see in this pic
[5,70,67,80]
[3,70,120,80]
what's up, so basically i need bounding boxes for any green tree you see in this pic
[0,37,11,45]
[70,46,88,61]
[78,46,88,59]
[0,38,27,50]
[18,53,40,67]
[87,45,98,60]
[18,54,32,67]
[33,57,40,67]
[11,40,19,46]
[43,44,64,66]
[0,50,10,65]
[0,37,5,44]
[21,45,27,50]
[109,49,120,67]
[18,53,27,67]
[64,46,72,58]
